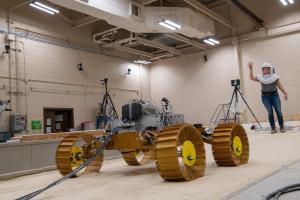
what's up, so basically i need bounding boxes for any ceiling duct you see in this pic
[48,0,215,39]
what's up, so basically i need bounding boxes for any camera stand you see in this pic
[225,80,262,129]
[96,78,118,129]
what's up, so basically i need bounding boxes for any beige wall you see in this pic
[150,31,300,125]
[240,32,300,123]
[150,46,239,124]
[1,1,299,132]
[0,17,151,133]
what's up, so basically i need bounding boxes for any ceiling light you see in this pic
[159,21,176,30]
[134,60,152,65]
[34,2,60,13]
[203,39,215,46]
[29,1,60,15]
[279,0,294,5]
[208,38,220,44]
[30,3,55,14]
[159,19,182,30]
[280,0,288,5]
[164,20,182,29]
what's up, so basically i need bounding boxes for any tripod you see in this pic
[96,78,118,129]
[225,80,262,129]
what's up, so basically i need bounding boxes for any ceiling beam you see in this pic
[183,0,233,29]
[164,33,206,50]
[136,36,183,55]
[153,43,191,55]
[136,0,159,6]
[206,0,227,8]
[57,13,74,25]
[73,16,100,29]
[111,44,155,58]
[226,0,265,28]
[149,53,173,61]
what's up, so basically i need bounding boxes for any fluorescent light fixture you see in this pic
[204,38,220,46]
[29,1,60,15]
[134,60,152,65]
[159,19,182,30]
[29,3,55,14]
[208,38,220,44]
[203,39,215,46]
[34,2,60,13]
[280,0,288,5]
[164,20,182,29]
[159,21,176,30]
[279,0,295,5]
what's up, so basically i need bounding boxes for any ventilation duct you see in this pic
[48,0,215,39]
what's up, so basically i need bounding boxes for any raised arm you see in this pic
[248,62,259,82]
[277,80,288,101]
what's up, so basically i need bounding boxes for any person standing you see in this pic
[248,62,288,133]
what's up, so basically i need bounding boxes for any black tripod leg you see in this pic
[98,94,110,129]
[225,89,236,123]
[97,94,106,129]
[100,94,108,116]
[234,89,238,122]
[236,89,263,129]
[107,93,119,118]
[97,79,119,129]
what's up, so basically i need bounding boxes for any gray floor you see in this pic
[228,160,300,200]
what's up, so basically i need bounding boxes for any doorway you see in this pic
[43,108,74,133]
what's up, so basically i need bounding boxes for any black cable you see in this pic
[272,187,300,200]
[265,183,300,200]
[275,186,300,199]
[16,131,114,200]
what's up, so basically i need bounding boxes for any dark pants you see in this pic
[261,92,284,129]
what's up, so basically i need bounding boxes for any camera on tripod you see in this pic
[231,79,240,87]
[101,78,108,85]
[225,78,262,129]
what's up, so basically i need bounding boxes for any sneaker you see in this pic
[271,128,277,134]
[280,127,286,133]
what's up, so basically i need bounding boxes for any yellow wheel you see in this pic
[155,124,206,181]
[121,148,155,165]
[212,123,249,166]
[182,140,197,167]
[56,133,103,176]
[232,136,243,157]
[70,146,84,167]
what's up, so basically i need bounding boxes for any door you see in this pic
[43,108,74,133]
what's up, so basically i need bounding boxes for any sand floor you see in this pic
[1,130,300,200]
